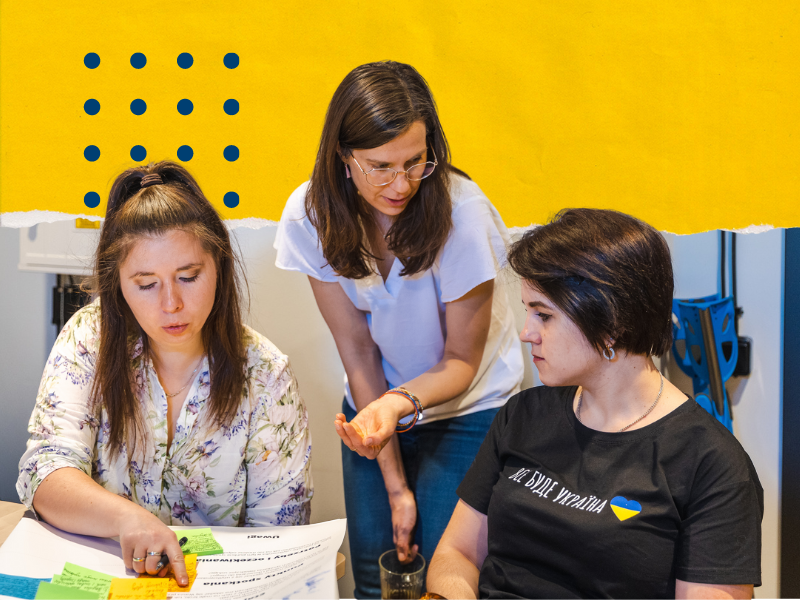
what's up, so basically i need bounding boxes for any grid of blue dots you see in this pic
[82,52,241,209]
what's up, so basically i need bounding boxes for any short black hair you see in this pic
[508,208,674,357]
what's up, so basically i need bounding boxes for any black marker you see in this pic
[155,536,189,571]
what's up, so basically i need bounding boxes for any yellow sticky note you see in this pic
[181,554,198,573]
[139,554,198,593]
[139,553,198,593]
[108,578,168,600]
[139,572,197,594]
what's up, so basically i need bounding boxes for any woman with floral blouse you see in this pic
[17,161,312,586]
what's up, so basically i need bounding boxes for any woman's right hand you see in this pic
[117,504,189,585]
[389,486,419,564]
[334,393,411,459]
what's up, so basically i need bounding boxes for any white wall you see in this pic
[0,226,57,502]
[664,229,783,598]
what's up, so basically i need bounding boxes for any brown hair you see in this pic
[306,60,466,279]
[89,161,247,455]
[507,208,674,357]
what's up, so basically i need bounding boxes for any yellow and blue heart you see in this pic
[610,496,642,521]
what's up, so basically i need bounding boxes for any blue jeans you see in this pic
[341,400,499,599]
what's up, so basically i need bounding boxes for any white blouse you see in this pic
[17,300,313,527]
[274,175,524,422]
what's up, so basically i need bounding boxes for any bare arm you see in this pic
[427,499,488,600]
[308,276,419,561]
[33,467,189,585]
[336,279,495,457]
[675,580,753,599]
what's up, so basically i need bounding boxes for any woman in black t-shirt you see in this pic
[426,209,763,599]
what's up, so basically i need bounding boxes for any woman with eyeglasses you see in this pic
[275,61,524,598]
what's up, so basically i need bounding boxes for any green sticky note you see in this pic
[34,581,100,599]
[174,528,224,556]
[51,574,111,599]
[61,563,114,583]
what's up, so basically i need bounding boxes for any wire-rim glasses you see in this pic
[351,147,438,187]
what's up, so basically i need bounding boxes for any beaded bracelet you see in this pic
[382,387,424,433]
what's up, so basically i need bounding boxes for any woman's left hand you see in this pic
[334,394,410,459]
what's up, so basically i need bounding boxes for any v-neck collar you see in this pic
[145,355,211,457]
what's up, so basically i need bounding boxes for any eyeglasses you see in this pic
[351,147,438,187]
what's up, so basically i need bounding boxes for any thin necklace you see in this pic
[157,355,205,399]
[576,371,664,432]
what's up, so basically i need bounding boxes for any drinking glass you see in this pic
[379,549,426,599]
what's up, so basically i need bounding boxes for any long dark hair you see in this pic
[89,161,247,455]
[306,60,467,279]
[508,208,674,357]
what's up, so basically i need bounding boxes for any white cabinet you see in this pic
[18,219,100,275]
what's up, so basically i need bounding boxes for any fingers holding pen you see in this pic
[163,536,189,587]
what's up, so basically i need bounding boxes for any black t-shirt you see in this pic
[457,385,763,599]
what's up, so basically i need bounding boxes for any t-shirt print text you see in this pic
[507,467,610,515]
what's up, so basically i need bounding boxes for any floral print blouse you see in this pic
[17,300,312,527]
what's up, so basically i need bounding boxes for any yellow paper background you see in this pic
[1,1,797,232]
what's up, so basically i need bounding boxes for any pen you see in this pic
[155,536,189,572]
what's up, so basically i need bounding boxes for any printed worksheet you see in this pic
[0,517,346,599]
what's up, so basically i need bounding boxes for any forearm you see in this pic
[402,354,479,411]
[345,345,410,493]
[34,466,190,584]
[32,467,142,537]
[427,545,480,599]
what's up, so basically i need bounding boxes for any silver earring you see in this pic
[345,165,351,179]
[603,345,616,361]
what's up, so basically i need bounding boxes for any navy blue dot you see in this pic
[130,53,147,69]
[223,99,239,115]
[130,99,147,115]
[84,99,100,115]
[224,192,239,208]
[84,192,101,208]
[223,53,239,69]
[84,145,100,162]
[130,145,147,162]
[177,99,194,115]
[223,145,239,162]
[177,53,193,69]
[177,145,194,161]
[84,53,100,69]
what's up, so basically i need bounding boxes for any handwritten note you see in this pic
[108,577,168,600]
[174,528,224,556]
[50,575,109,599]
[34,581,99,599]
[50,562,114,598]
[61,563,114,583]
[0,573,51,600]
[140,553,198,592]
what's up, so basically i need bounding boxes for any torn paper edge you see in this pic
[0,211,279,230]
[1,211,777,235]
[1,210,103,228]
[508,224,776,236]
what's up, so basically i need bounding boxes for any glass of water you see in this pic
[379,549,426,599]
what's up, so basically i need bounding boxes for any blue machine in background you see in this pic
[671,294,737,432]
[670,232,751,434]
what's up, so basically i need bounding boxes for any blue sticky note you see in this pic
[0,572,51,600]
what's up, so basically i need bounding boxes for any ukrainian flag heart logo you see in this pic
[610,496,642,521]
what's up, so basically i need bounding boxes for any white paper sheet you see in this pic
[0,517,346,599]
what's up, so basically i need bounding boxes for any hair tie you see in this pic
[140,173,164,188]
